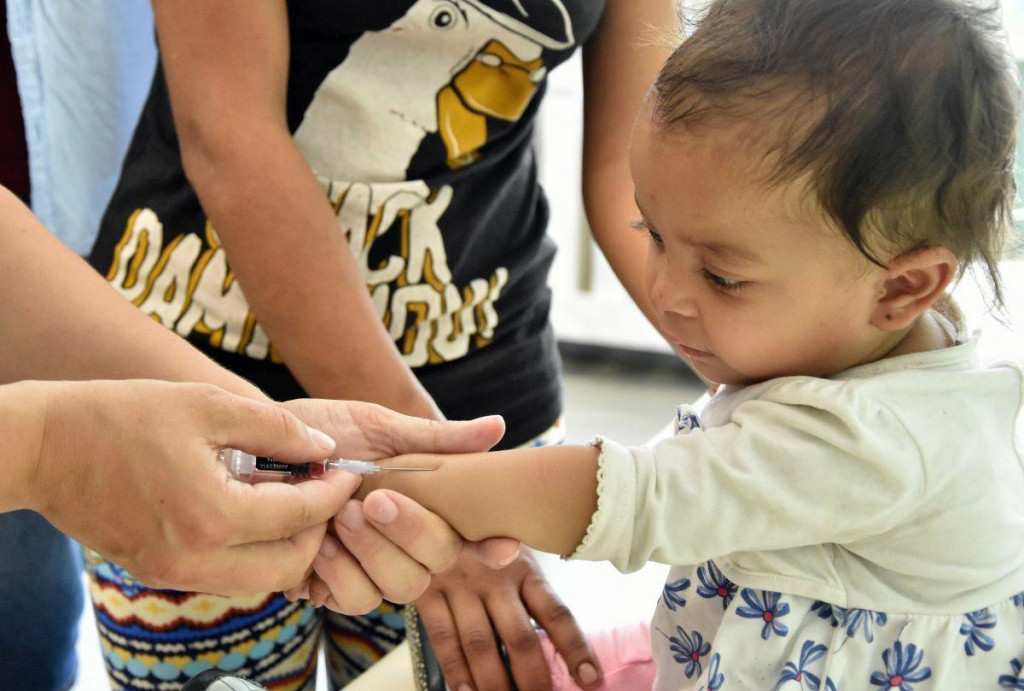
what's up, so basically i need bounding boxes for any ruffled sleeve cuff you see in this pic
[566,436,640,572]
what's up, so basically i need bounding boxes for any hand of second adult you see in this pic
[280,400,520,612]
[413,549,602,691]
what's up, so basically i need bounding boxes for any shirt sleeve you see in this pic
[570,380,927,573]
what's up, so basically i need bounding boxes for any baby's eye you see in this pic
[701,268,746,291]
[630,219,663,246]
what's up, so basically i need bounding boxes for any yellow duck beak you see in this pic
[437,39,546,168]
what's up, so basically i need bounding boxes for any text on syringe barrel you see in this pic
[219,449,330,481]
[251,457,327,477]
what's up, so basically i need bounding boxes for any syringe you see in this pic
[219,448,434,482]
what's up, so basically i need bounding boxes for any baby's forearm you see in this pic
[357,444,600,556]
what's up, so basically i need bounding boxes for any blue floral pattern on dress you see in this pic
[675,406,701,434]
[869,641,932,690]
[697,561,737,610]
[705,652,724,690]
[843,609,888,644]
[960,608,996,656]
[663,577,691,612]
[668,626,711,678]
[999,658,1024,689]
[652,563,1024,687]
[811,601,845,627]
[810,602,886,643]
[776,639,827,689]
[736,589,790,640]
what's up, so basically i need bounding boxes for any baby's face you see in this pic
[629,102,891,386]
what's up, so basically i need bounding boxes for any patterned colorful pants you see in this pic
[86,418,565,690]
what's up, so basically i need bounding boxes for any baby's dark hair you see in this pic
[654,0,1019,307]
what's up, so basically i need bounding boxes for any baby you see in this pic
[352,0,1024,688]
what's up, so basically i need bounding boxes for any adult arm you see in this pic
[0,187,263,397]
[582,0,678,330]
[152,0,440,419]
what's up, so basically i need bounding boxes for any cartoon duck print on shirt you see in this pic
[105,0,576,368]
[293,0,573,180]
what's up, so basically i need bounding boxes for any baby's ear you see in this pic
[869,246,957,331]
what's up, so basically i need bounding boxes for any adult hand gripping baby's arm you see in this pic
[280,400,522,611]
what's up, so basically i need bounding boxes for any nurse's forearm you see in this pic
[356,444,601,556]
[0,381,46,513]
[0,189,264,400]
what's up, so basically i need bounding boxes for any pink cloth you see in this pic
[539,621,655,690]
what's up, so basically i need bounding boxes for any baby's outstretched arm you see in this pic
[355,444,600,556]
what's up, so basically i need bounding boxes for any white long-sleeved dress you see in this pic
[572,334,1024,690]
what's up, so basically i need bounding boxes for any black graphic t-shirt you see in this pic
[89,0,606,447]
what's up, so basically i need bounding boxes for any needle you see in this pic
[375,467,435,472]
[327,459,435,475]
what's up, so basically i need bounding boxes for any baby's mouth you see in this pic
[676,342,714,358]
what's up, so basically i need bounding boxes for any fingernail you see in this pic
[339,501,364,532]
[457,685,474,691]
[577,662,600,686]
[308,581,328,608]
[319,536,339,558]
[306,425,336,452]
[496,547,520,568]
[365,493,398,525]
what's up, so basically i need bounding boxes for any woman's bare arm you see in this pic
[582,0,677,330]
[152,0,441,419]
[0,187,262,397]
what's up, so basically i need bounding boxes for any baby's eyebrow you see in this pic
[698,240,763,266]
[634,194,763,266]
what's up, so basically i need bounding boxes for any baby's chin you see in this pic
[687,359,772,389]
[678,345,820,388]
[704,359,849,388]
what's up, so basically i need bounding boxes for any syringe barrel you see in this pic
[218,449,322,481]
